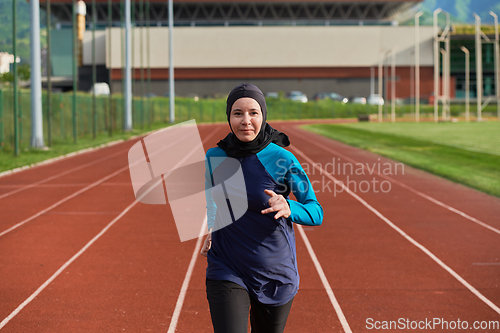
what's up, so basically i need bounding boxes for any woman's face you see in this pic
[229,97,263,142]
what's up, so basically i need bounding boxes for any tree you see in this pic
[0,71,14,83]
[18,63,30,81]
[0,63,30,83]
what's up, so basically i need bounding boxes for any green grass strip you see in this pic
[336,122,500,156]
[303,123,500,198]
[0,120,173,174]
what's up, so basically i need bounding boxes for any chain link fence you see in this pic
[1,88,493,154]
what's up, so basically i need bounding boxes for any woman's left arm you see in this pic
[283,155,323,226]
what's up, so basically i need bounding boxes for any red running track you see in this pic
[0,120,499,332]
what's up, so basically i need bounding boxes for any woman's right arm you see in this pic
[202,153,216,256]
[200,228,212,257]
[205,152,217,232]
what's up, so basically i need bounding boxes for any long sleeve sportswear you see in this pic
[204,142,323,306]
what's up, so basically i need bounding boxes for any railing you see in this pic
[0,88,496,154]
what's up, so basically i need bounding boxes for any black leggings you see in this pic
[206,279,294,333]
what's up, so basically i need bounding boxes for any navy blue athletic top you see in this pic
[205,142,323,306]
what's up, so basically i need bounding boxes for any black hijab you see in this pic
[217,83,290,158]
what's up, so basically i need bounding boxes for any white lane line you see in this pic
[0,197,139,330]
[386,179,500,236]
[0,124,175,181]
[166,127,223,332]
[0,139,125,180]
[0,127,200,238]
[0,121,189,198]
[290,145,500,316]
[167,218,207,333]
[291,128,500,236]
[43,211,122,215]
[0,128,219,330]
[296,224,352,333]
[0,147,130,200]
[0,166,129,238]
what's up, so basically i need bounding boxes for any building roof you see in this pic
[42,0,422,25]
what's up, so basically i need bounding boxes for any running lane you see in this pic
[1,120,499,332]
[277,122,500,332]
[0,141,134,234]
[0,125,218,332]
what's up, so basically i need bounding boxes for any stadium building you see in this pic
[42,0,445,101]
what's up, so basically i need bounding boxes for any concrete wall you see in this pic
[87,25,434,68]
[110,66,437,100]
[82,30,106,67]
[88,25,436,98]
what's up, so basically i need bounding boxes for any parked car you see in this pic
[286,91,308,103]
[349,96,367,104]
[265,92,279,99]
[313,92,330,101]
[367,94,384,106]
[90,82,110,96]
[313,92,348,103]
[330,93,348,103]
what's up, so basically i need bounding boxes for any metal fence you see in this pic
[0,88,492,154]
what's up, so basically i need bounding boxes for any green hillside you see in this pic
[421,0,500,24]
[0,0,47,63]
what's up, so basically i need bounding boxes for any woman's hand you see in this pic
[200,230,212,257]
[261,189,291,219]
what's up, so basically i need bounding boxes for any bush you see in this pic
[0,64,30,82]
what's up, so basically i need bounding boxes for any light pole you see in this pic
[474,13,482,122]
[13,0,19,155]
[440,48,448,121]
[140,0,144,128]
[168,0,175,123]
[72,0,78,143]
[472,12,498,122]
[391,47,396,123]
[384,54,389,120]
[47,0,52,146]
[146,0,151,109]
[433,8,442,123]
[415,11,423,122]
[490,11,499,121]
[433,9,450,123]
[92,0,96,138]
[378,53,383,122]
[370,66,374,98]
[30,0,44,148]
[461,46,470,122]
[410,49,414,117]
[444,12,450,121]
[379,48,392,122]
[107,0,112,136]
[125,0,132,130]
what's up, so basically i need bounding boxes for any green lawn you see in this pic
[338,121,500,156]
[302,122,500,197]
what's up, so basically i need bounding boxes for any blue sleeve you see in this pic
[204,147,230,231]
[205,151,217,231]
[284,154,323,226]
